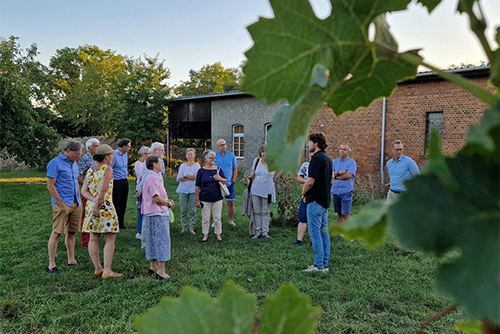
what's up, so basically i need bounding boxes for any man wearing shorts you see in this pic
[215,139,238,226]
[46,141,84,273]
[331,144,357,223]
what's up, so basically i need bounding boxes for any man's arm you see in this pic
[302,177,315,197]
[47,178,63,206]
[335,170,353,180]
[232,167,238,183]
[408,159,420,177]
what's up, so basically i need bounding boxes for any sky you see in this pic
[1,0,499,87]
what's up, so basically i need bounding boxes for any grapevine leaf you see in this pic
[331,201,389,249]
[388,148,500,323]
[243,0,419,114]
[454,320,482,334]
[134,281,256,334]
[416,0,443,13]
[422,127,459,190]
[464,102,500,161]
[265,71,327,173]
[260,282,322,334]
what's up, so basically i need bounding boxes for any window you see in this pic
[265,123,272,144]
[425,112,443,152]
[232,124,245,159]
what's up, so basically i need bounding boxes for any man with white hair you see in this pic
[78,138,100,247]
[215,139,238,226]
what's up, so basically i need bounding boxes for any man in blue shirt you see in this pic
[109,139,131,229]
[331,144,357,224]
[386,140,420,201]
[215,139,238,226]
[46,141,83,273]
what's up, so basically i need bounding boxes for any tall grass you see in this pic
[0,178,464,333]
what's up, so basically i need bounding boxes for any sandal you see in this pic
[102,272,123,279]
[93,269,104,276]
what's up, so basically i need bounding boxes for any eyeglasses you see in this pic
[393,148,403,151]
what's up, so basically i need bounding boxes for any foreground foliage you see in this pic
[134,281,321,334]
[242,0,499,331]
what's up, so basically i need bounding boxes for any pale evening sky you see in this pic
[1,0,499,87]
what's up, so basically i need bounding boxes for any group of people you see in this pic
[46,133,419,277]
[294,134,420,271]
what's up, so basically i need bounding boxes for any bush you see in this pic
[271,174,300,228]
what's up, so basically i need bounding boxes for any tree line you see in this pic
[0,36,241,167]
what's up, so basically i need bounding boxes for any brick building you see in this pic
[311,66,491,196]
[168,66,491,195]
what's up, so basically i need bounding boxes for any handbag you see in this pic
[247,158,260,191]
[217,167,230,197]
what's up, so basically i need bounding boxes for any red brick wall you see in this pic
[310,76,491,196]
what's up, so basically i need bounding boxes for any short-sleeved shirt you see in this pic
[297,161,310,180]
[386,155,420,192]
[215,151,237,186]
[142,171,168,216]
[195,168,225,202]
[250,159,276,202]
[176,162,201,194]
[305,150,332,208]
[47,153,81,207]
[331,157,357,195]
[109,149,128,180]
[78,152,97,179]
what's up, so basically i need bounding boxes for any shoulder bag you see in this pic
[217,167,230,197]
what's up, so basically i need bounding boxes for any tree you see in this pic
[174,62,240,96]
[0,36,60,167]
[108,55,171,145]
[50,45,126,136]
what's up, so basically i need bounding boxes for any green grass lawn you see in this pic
[0,177,465,333]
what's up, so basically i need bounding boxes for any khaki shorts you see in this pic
[52,202,82,234]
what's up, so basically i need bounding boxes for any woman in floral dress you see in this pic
[81,144,122,279]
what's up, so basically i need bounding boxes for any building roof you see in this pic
[169,66,490,102]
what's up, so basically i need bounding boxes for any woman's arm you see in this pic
[81,178,94,202]
[94,167,113,206]
[152,195,174,208]
[195,186,201,208]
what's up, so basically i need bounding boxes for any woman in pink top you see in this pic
[141,155,175,280]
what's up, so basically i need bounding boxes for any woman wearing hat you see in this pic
[81,144,122,279]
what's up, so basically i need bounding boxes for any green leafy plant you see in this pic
[272,175,300,228]
[241,0,499,332]
[134,281,321,334]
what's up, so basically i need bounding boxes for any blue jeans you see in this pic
[306,201,330,269]
[136,196,143,233]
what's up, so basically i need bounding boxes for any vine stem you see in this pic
[418,304,457,334]
[375,43,498,106]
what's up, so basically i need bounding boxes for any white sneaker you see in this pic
[320,267,329,273]
[251,234,260,240]
[302,265,320,272]
[135,233,141,240]
[210,223,214,228]
[229,221,236,226]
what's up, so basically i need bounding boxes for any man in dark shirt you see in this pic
[301,133,333,272]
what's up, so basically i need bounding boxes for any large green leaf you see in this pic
[243,0,421,172]
[331,200,389,249]
[454,320,482,334]
[134,281,256,334]
[243,0,418,110]
[260,282,322,334]
[388,149,499,323]
[464,102,500,161]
